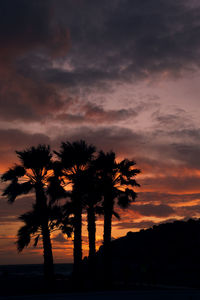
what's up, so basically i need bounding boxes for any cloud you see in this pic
[0,195,34,224]
[131,203,175,218]
[1,0,200,123]
[152,109,194,131]
[54,126,144,158]
[52,233,69,243]
[175,205,200,218]
[140,174,200,194]
[137,192,200,204]
[0,0,70,61]
[114,217,187,231]
[0,129,50,168]
[43,0,200,92]
[57,102,137,124]
[0,0,70,123]
[114,220,156,230]
[53,123,200,171]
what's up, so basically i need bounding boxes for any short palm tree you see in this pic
[54,140,96,278]
[1,145,56,281]
[95,151,141,286]
[17,202,72,253]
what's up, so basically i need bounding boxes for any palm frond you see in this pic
[34,235,40,247]
[117,188,137,208]
[16,144,52,171]
[16,225,32,252]
[2,181,32,203]
[19,208,41,229]
[1,165,25,181]
[95,151,117,174]
[17,209,41,252]
[61,225,73,238]
[119,176,140,187]
[47,176,68,202]
[56,140,96,170]
[117,194,131,208]
[112,210,120,219]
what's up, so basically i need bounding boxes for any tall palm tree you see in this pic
[77,166,102,260]
[95,151,141,286]
[1,145,56,281]
[54,140,96,278]
[75,165,103,283]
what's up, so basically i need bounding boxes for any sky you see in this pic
[1,0,200,264]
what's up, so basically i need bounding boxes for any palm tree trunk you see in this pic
[73,203,82,280]
[103,195,113,288]
[41,222,54,281]
[35,183,54,281]
[87,205,96,260]
[87,204,96,282]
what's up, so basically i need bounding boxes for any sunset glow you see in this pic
[1,0,200,265]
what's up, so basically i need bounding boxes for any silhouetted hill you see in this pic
[96,219,200,287]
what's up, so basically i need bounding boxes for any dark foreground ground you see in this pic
[1,277,200,299]
[1,290,200,300]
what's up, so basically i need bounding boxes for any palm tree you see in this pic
[1,145,56,281]
[76,166,102,260]
[17,202,72,254]
[54,140,96,279]
[95,151,141,286]
[76,165,103,282]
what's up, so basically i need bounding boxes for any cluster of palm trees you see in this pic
[1,140,140,284]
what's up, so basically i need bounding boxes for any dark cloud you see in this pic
[0,129,50,167]
[57,102,137,124]
[141,175,200,194]
[132,203,175,217]
[43,0,200,91]
[0,77,67,122]
[175,205,200,218]
[55,126,144,157]
[0,195,33,224]
[1,0,200,121]
[152,109,194,131]
[114,217,185,231]
[0,0,70,60]
[54,123,200,171]
[1,124,198,190]
[137,192,200,204]
[52,233,68,243]
[136,127,200,170]
[170,143,200,169]
[0,0,70,123]
[114,220,156,230]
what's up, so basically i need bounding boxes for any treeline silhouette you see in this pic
[1,141,140,287]
[95,218,200,288]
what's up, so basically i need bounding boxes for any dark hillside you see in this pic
[96,219,200,287]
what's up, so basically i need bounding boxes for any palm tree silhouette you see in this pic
[85,171,102,265]
[54,140,96,279]
[95,151,140,286]
[76,166,102,259]
[17,202,72,253]
[1,145,56,281]
[76,165,102,282]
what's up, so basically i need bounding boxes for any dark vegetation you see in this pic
[96,219,200,288]
[1,141,200,294]
[1,141,140,290]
